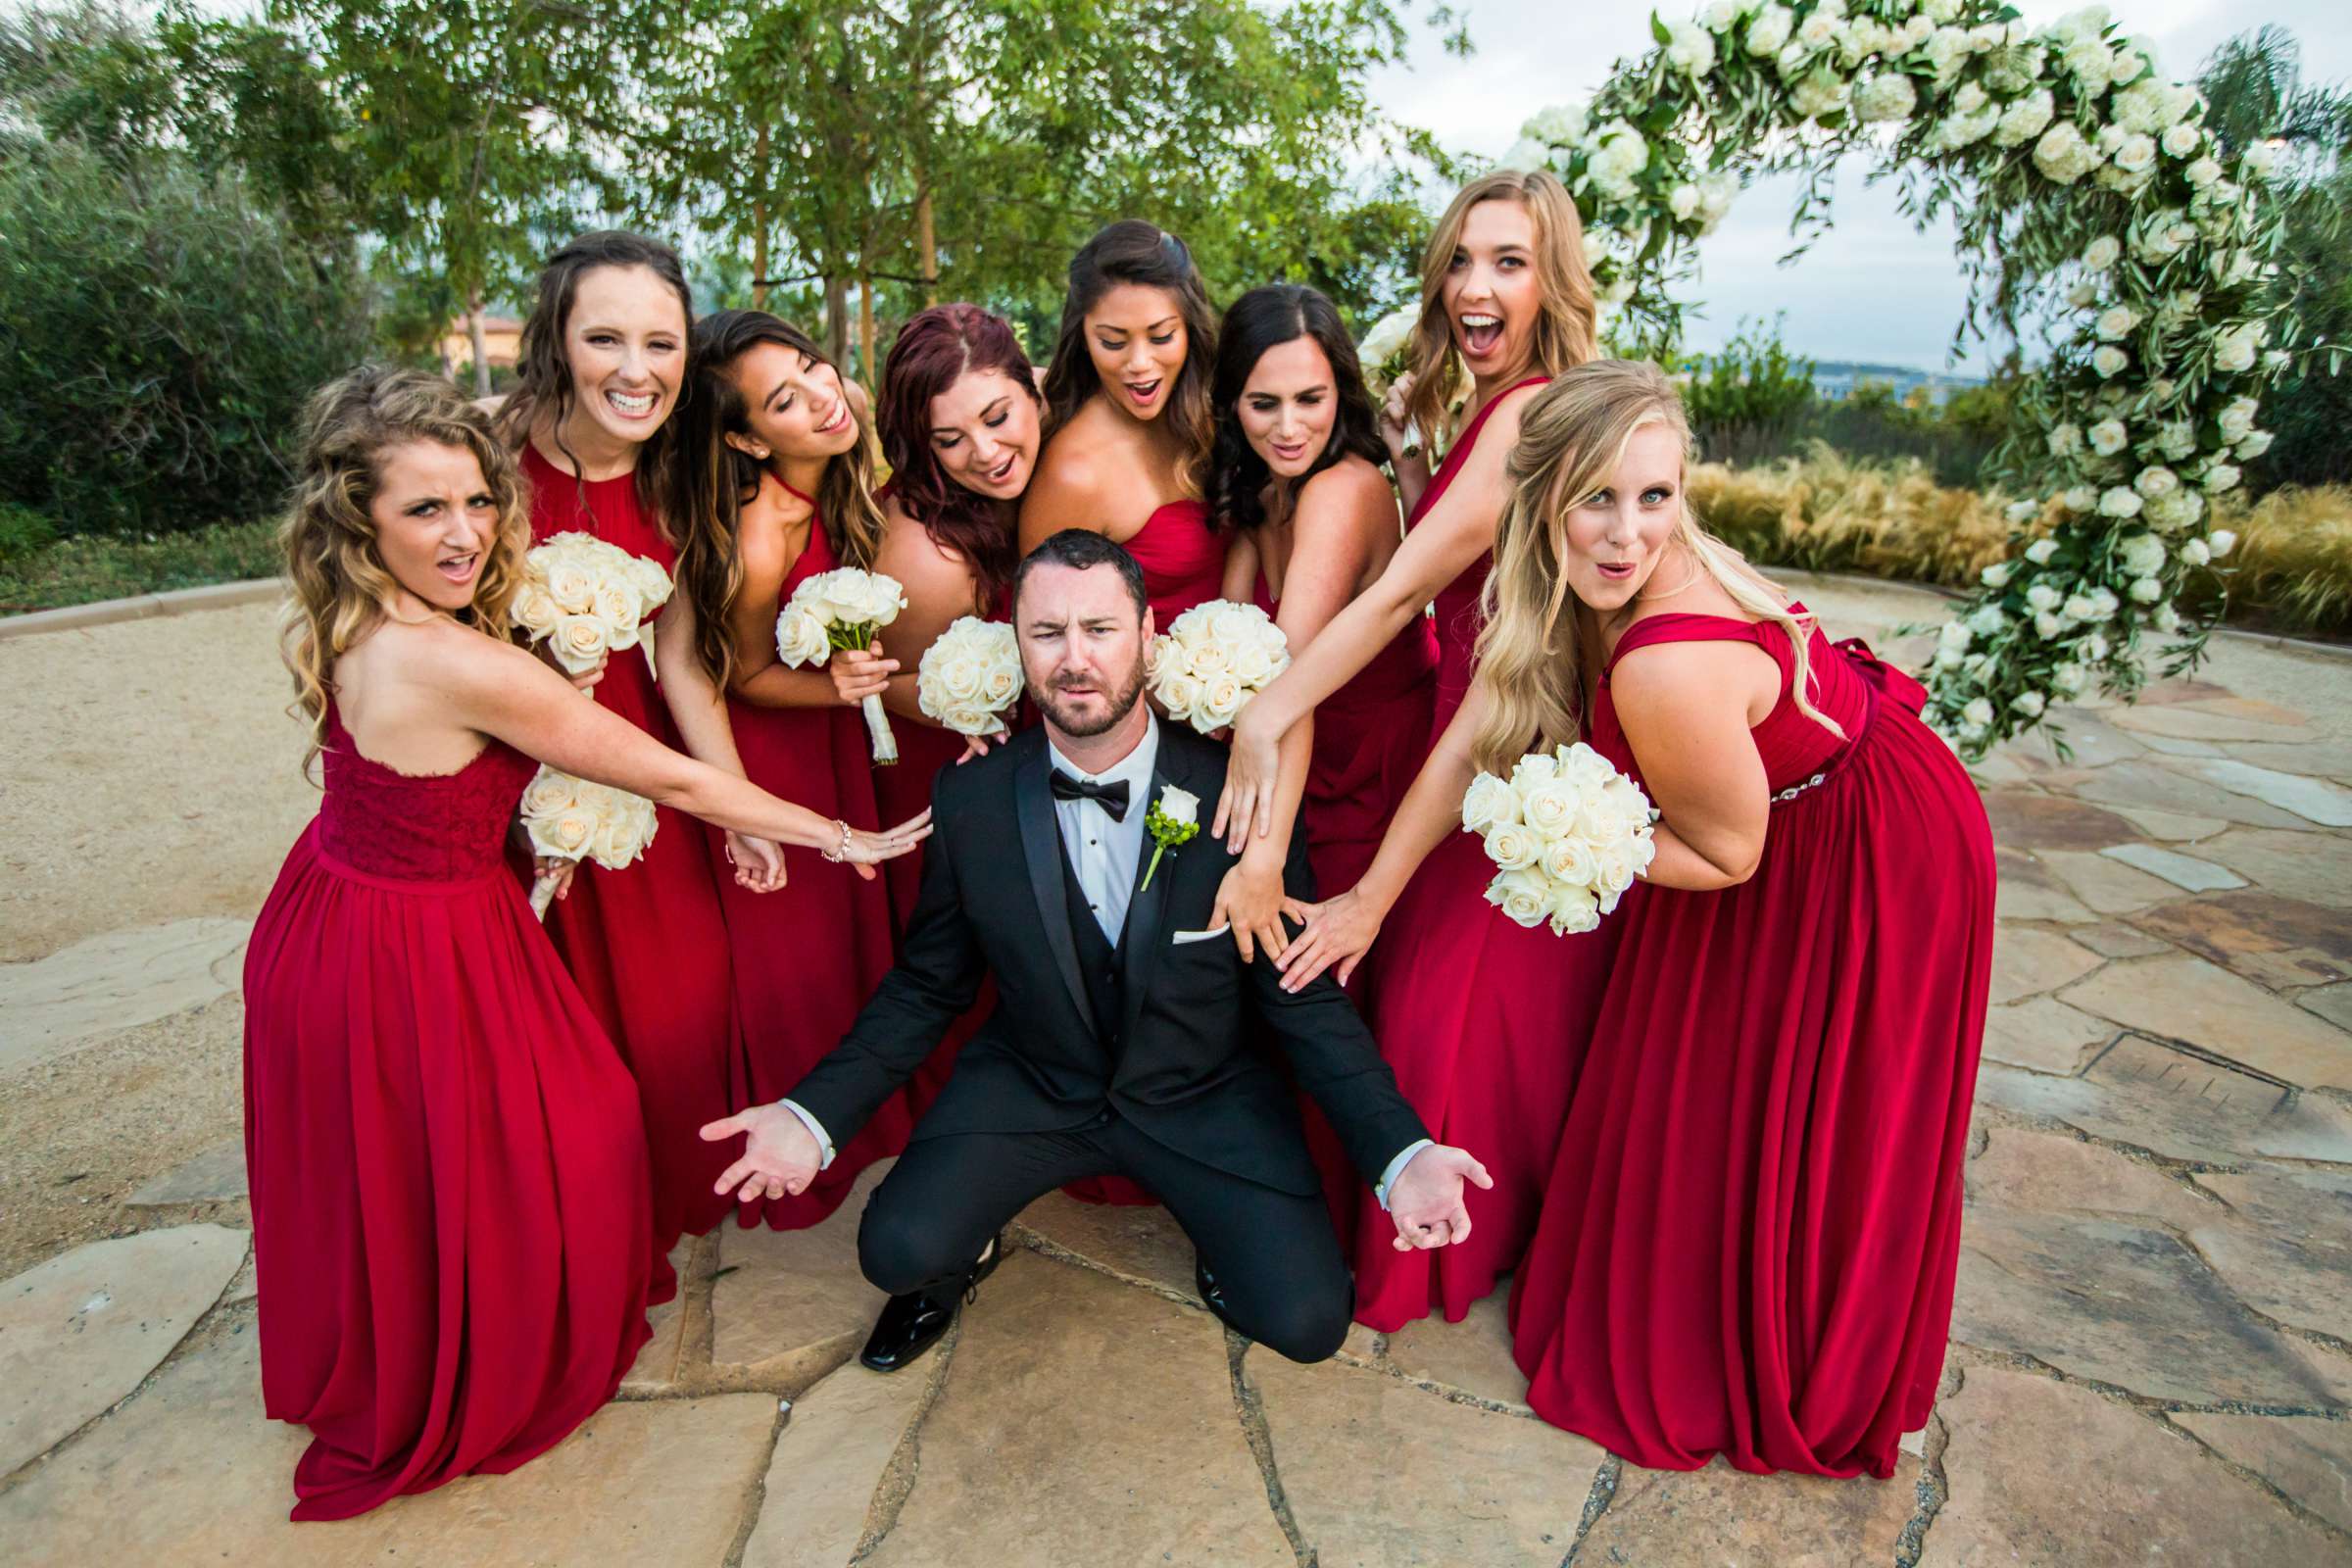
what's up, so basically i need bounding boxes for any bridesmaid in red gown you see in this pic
[670,311,908,1229]
[1020,220,1226,1203]
[1231,172,1610,1328]
[248,368,927,1519]
[861,304,1041,1110]
[1479,361,1990,1477]
[497,232,778,1300]
[1022,219,1225,626]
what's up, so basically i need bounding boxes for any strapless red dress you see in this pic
[1512,615,1992,1478]
[714,512,908,1225]
[522,446,735,1297]
[1347,377,1625,1331]
[242,707,652,1520]
[1123,498,1223,626]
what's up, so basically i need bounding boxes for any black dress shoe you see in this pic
[858,1234,1005,1373]
[1196,1258,1239,1335]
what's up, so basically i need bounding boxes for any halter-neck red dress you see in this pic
[522,445,737,1295]
[1512,613,1992,1478]
[242,706,652,1520]
[1347,377,1626,1331]
[713,481,908,1225]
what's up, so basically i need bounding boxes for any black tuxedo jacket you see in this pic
[787,722,1431,1196]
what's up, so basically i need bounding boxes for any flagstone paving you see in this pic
[3,572,2351,1564]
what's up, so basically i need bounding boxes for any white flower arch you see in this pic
[1476,0,2296,756]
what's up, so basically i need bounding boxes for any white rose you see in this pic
[2201,463,2241,494]
[2118,532,2166,574]
[2154,421,2196,460]
[2109,132,2157,175]
[1852,74,1917,123]
[1484,821,1542,873]
[2046,422,2083,457]
[1357,306,1421,366]
[1200,674,1250,730]
[2182,155,2222,189]
[2180,538,2210,565]
[1485,866,1553,929]
[1509,752,1560,797]
[1938,620,1974,653]
[2052,662,2090,696]
[2133,466,2179,500]
[1745,4,1792,56]
[2242,138,2278,178]
[2026,582,2064,612]
[2063,485,2099,514]
[2087,417,2129,456]
[775,607,830,667]
[2129,577,2165,604]
[1229,639,1275,684]
[594,579,645,647]
[2066,279,2100,310]
[1518,779,1581,839]
[1539,833,1598,889]
[2217,397,2259,441]
[1962,697,1995,727]
[2097,486,2144,518]
[2093,345,2130,379]
[1796,11,1838,50]
[2236,430,2274,459]
[1993,89,2055,149]
[2034,122,2099,185]
[2146,489,2205,530]
[1789,69,1847,121]
[979,661,1022,710]
[520,767,581,818]
[543,560,596,614]
[1460,772,1520,834]
[2094,306,2138,341]
[1546,881,1603,937]
[1666,20,1718,75]
[2161,123,2201,158]
[1154,669,1205,720]
[1185,637,1232,676]
[2034,610,2066,638]
[1982,562,2014,589]
[1592,841,1638,896]
[2208,529,2236,559]
[512,585,563,638]
[1523,102,1590,145]
[550,613,613,672]
[1496,136,1551,173]
[1670,183,1701,220]
[2152,604,2182,632]
[1155,785,1200,828]
[937,647,985,701]
[1967,604,2010,637]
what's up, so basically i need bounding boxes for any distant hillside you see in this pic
[1807,360,1985,405]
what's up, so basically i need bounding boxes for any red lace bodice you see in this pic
[315,706,538,885]
[1591,611,1874,795]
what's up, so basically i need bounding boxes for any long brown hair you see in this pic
[280,366,533,774]
[1470,360,1835,777]
[1042,220,1219,502]
[670,310,886,684]
[879,304,1034,614]
[494,230,695,530]
[1403,171,1598,453]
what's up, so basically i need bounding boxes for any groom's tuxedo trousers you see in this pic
[784,722,1432,1365]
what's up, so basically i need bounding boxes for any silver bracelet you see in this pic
[819,818,851,863]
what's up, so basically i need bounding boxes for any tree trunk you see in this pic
[752,122,771,309]
[824,274,850,365]
[467,296,492,399]
[916,187,939,307]
[858,273,876,388]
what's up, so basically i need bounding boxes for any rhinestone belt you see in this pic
[1771,771,1829,805]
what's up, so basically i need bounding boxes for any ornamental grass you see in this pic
[1690,444,2352,640]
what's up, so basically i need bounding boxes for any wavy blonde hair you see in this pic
[1470,360,1838,777]
[278,365,533,776]
[1402,170,1598,454]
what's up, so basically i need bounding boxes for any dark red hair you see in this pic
[878,304,1035,615]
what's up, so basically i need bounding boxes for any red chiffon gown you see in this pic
[242,707,652,1521]
[715,497,907,1226]
[1125,498,1224,625]
[1348,377,1625,1331]
[1065,495,1227,1205]
[523,446,735,1298]
[1510,614,1993,1478]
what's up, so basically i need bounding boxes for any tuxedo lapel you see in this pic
[1116,745,1194,1048]
[1014,750,1092,1025]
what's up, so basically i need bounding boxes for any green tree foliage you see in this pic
[1680,317,1818,466]
[2195,25,2351,491]
[0,140,374,534]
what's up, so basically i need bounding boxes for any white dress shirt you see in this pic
[1048,717,1158,943]
[780,712,1426,1210]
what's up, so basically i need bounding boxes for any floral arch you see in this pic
[1484,0,2295,757]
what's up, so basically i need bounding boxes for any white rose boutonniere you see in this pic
[1141,784,1200,891]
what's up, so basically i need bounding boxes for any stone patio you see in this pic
[2,574,2350,1564]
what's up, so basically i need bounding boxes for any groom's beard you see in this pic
[1027,656,1148,739]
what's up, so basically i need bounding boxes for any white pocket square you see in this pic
[1171,924,1230,946]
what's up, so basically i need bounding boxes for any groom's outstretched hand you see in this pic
[1387,1145,1493,1252]
[702,1104,822,1205]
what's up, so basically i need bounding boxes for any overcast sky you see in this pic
[1369,0,2351,371]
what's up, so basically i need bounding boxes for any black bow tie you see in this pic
[1051,770,1131,821]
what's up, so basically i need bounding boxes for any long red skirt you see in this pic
[244,826,652,1520]
[1509,706,1993,1477]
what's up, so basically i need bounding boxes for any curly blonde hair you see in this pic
[277,366,533,775]
[1470,360,1838,777]
[1402,170,1598,455]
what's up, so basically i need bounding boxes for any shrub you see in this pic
[0,139,373,536]
[0,503,60,568]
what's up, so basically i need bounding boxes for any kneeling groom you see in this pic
[705,529,1488,1368]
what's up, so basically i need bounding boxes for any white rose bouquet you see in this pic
[510,530,673,676]
[1148,599,1292,735]
[1461,742,1656,936]
[916,616,1023,738]
[774,567,910,764]
[1356,306,1420,399]
[517,767,660,919]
